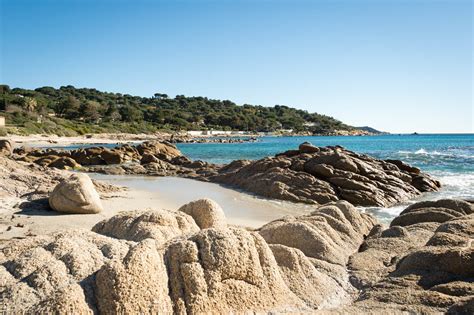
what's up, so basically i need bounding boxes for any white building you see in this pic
[0,116,5,127]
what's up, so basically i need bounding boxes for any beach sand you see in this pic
[4,134,152,147]
[0,174,314,244]
[90,174,316,227]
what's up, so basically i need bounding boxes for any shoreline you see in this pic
[2,131,396,148]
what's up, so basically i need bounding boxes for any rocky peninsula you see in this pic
[1,138,472,313]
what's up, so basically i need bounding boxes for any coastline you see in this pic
[1,137,473,313]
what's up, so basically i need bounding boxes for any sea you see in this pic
[53,134,473,223]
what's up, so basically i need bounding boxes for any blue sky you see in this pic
[1,0,472,133]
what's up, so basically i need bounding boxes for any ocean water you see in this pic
[177,134,473,222]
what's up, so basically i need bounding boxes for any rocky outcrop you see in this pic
[13,140,182,167]
[209,143,440,207]
[348,199,474,313]
[259,201,376,265]
[11,140,221,178]
[49,173,103,214]
[0,139,13,156]
[11,140,438,208]
[1,198,472,313]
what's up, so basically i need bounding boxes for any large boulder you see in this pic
[165,227,307,313]
[0,139,13,156]
[49,173,103,214]
[101,149,123,165]
[210,143,440,207]
[0,230,131,313]
[178,198,227,229]
[259,201,375,265]
[95,239,173,313]
[48,156,81,170]
[70,147,105,166]
[136,141,182,161]
[298,141,320,154]
[390,199,473,227]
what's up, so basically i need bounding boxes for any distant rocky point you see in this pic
[354,126,389,134]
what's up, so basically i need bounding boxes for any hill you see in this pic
[0,84,356,136]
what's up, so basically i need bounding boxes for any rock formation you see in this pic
[92,209,199,243]
[347,198,474,313]
[12,140,220,178]
[49,173,103,214]
[1,198,472,313]
[178,198,227,229]
[210,143,440,207]
[0,139,13,156]
[10,140,439,208]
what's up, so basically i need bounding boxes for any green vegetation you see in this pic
[0,84,353,135]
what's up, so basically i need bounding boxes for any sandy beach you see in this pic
[5,133,156,147]
[0,174,316,245]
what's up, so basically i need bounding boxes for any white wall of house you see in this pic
[0,116,5,127]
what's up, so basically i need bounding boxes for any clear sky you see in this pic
[1,0,472,133]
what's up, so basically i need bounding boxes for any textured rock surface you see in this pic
[0,139,13,156]
[165,227,307,313]
[210,143,440,207]
[178,198,227,229]
[95,239,173,313]
[348,199,474,313]
[0,230,131,313]
[259,201,375,265]
[1,198,472,314]
[92,209,199,243]
[49,173,103,214]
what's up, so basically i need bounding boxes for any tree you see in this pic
[153,93,168,99]
[80,101,101,123]
[119,105,143,122]
[0,85,10,94]
[56,95,80,119]
[22,97,37,112]
[104,103,121,122]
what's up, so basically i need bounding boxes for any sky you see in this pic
[1,0,472,133]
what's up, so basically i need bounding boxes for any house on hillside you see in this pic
[0,116,5,127]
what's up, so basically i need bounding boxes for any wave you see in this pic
[396,148,474,159]
[366,170,474,224]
